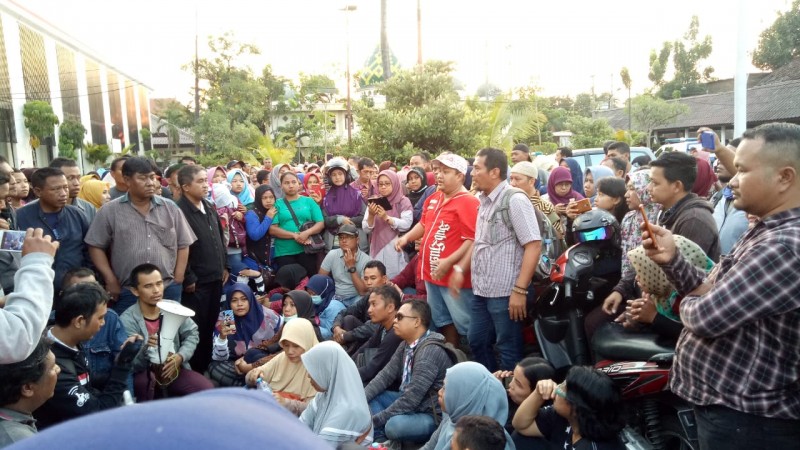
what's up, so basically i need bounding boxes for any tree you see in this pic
[628,95,689,146]
[354,61,484,162]
[565,116,615,149]
[57,119,86,160]
[84,143,112,168]
[472,95,547,151]
[648,16,714,99]
[22,101,59,161]
[752,0,800,70]
[476,82,502,100]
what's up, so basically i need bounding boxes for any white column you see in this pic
[2,14,29,167]
[733,0,748,137]
[119,75,129,150]
[99,65,112,146]
[133,83,142,154]
[74,54,92,144]
[44,35,62,157]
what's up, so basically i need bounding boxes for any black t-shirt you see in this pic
[535,406,625,450]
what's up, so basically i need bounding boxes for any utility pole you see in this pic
[342,5,357,146]
[194,7,200,154]
[416,0,422,65]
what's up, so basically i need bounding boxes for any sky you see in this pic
[18,0,795,104]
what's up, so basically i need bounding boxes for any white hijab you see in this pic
[300,341,373,446]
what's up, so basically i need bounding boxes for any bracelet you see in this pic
[452,264,464,274]
[512,286,528,295]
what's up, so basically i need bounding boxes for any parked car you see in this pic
[570,146,656,173]
[655,140,700,157]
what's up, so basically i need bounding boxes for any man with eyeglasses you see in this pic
[16,168,90,292]
[364,300,452,445]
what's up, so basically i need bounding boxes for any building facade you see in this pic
[0,0,152,169]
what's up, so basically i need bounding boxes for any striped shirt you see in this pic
[84,194,196,287]
[663,206,800,419]
[472,181,541,297]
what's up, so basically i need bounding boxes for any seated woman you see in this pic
[245,317,320,415]
[615,235,713,340]
[363,169,413,279]
[512,366,625,450]
[492,357,555,428]
[305,274,345,340]
[267,264,309,314]
[244,290,322,368]
[209,283,282,387]
[422,362,514,450]
[300,341,374,447]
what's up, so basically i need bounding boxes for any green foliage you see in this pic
[22,100,59,149]
[472,95,548,151]
[84,143,112,167]
[648,16,715,99]
[752,0,800,70]
[565,116,615,149]
[628,95,689,146]
[57,119,86,160]
[353,61,485,162]
[476,83,502,100]
[620,67,632,91]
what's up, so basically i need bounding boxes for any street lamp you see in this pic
[341,5,357,147]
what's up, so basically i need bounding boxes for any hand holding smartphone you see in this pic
[574,198,592,214]
[700,131,716,151]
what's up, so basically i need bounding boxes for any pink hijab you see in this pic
[207,166,227,190]
[369,170,413,257]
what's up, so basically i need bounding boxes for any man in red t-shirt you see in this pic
[396,153,478,347]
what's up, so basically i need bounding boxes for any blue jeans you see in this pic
[318,300,346,340]
[83,309,134,392]
[424,282,473,336]
[369,391,437,443]
[469,295,523,372]
[336,294,361,308]
[694,404,800,450]
[113,282,183,315]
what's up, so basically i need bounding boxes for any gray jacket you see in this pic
[119,304,199,373]
[364,331,452,427]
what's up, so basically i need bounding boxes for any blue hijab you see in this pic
[431,362,514,450]
[564,157,585,197]
[306,274,335,316]
[224,283,264,347]
[585,165,614,203]
[227,169,255,206]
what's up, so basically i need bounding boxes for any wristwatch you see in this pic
[347,266,357,274]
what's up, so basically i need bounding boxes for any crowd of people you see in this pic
[0,121,799,450]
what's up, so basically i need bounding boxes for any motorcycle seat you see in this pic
[592,323,676,362]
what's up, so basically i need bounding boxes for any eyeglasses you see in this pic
[395,313,419,322]
[377,182,392,187]
[554,382,567,399]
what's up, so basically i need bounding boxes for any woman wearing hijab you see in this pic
[246,290,322,368]
[363,170,413,279]
[543,166,585,239]
[267,263,310,313]
[422,362,514,450]
[405,167,428,209]
[209,283,282,386]
[245,317,320,416]
[303,171,325,204]
[207,165,227,189]
[563,157,585,197]
[583,165,614,204]
[300,342,374,447]
[305,274,345,340]
[227,168,255,208]
[78,179,110,209]
[212,183,260,284]
[244,185,277,295]
[691,158,717,199]
[270,163,293,199]
[321,158,366,251]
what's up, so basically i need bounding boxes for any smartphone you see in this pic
[638,205,657,247]
[221,310,236,333]
[700,131,715,151]
[0,230,25,252]
[310,185,324,197]
[574,198,592,214]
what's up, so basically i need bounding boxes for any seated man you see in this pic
[35,283,140,429]
[355,285,403,385]
[0,339,60,447]
[390,240,426,301]
[319,224,370,306]
[364,300,453,443]
[120,264,213,401]
[331,261,389,353]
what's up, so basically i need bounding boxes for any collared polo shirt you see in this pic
[0,407,37,446]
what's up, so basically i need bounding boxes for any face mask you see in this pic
[283,314,297,322]
[311,295,323,305]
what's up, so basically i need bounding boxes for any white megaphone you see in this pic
[149,300,195,365]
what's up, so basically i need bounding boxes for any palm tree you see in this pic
[380,0,392,79]
[481,95,547,150]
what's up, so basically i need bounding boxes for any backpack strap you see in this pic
[283,199,302,229]
[489,186,527,245]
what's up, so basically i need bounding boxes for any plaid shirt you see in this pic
[662,207,800,419]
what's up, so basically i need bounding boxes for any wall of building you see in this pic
[0,3,152,169]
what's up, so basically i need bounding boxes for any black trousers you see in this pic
[274,253,318,280]
[182,280,223,373]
